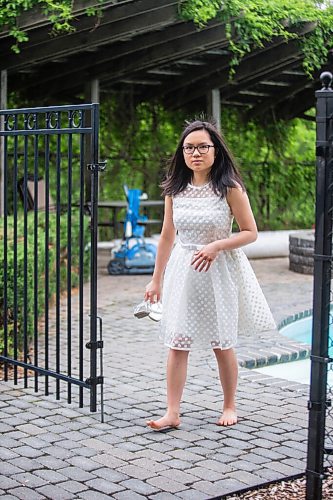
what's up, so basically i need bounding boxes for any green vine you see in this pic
[2,0,333,76]
[0,0,106,53]
[179,0,333,76]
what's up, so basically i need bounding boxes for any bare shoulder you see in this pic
[226,185,248,205]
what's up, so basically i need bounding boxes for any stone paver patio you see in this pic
[0,255,331,499]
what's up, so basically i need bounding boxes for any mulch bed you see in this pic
[226,468,333,499]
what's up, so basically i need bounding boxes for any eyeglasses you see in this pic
[183,145,215,155]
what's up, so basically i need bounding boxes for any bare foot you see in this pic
[146,413,180,431]
[217,408,237,426]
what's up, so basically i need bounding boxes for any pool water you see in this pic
[255,315,333,386]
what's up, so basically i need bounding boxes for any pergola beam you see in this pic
[16,23,230,98]
[164,39,304,108]
[11,19,225,92]
[0,0,179,71]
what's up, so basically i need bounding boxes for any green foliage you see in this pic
[0,0,75,52]
[99,95,183,195]
[0,209,90,355]
[2,0,333,75]
[180,0,333,76]
[98,97,316,232]
[221,109,316,229]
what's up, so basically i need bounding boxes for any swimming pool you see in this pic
[255,314,333,386]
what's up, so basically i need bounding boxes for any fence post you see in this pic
[306,72,333,499]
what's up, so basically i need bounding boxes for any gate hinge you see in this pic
[85,376,104,386]
[310,354,333,364]
[87,160,107,172]
[306,468,326,480]
[308,399,332,410]
[86,340,103,349]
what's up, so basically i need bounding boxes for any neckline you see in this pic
[188,181,211,189]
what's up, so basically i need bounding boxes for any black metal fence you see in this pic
[306,73,333,499]
[0,104,104,415]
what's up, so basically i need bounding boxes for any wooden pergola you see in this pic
[0,0,329,121]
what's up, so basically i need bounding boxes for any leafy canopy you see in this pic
[179,0,333,75]
[1,0,333,73]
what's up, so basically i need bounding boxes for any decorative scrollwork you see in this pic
[25,112,37,130]
[46,111,59,129]
[68,109,83,128]
[4,114,16,131]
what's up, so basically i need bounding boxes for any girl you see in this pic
[144,120,275,430]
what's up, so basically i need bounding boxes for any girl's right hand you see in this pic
[145,279,161,303]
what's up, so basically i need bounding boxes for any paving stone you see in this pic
[79,492,118,500]
[34,468,68,483]
[227,459,261,472]
[195,459,233,474]
[119,479,158,496]
[147,476,188,494]
[42,446,75,460]
[92,467,129,483]
[130,458,168,473]
[262,461,302,476]
[84,478,124,495]
[118,465,155,480]
[0,448,19,461]
[190,480,229,496]
[162,459,194,470]
[36,484,76,500]
[66,456,101,472]
[113,491,147,500]
[16,424,47,436]
[35,456,68,469]
[91,453,127,469]
[0,462,24,476]
[0,476,21,490]
[175,489,208,500]
[167,450,204,463]
[228,470,264,486]
[58,466,96,482]
[11,472,48,489]
[7,487,45,500]
[159,468,199,486]
[57,480,88,494]
[189,466,225,482]
[253,448,286,460]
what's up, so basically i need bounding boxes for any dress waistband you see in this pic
[179,240,204,251]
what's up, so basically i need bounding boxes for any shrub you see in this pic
[0,208,90,356]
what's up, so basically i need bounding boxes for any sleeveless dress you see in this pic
[160,182,276,350]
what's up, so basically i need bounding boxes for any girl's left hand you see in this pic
[191,241,221,272]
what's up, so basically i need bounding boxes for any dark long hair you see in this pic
[161,120,245,198]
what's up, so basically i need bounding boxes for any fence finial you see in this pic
[320,71,333,90]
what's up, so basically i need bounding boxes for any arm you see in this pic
[191,187,258,272]
[145,195,176,301]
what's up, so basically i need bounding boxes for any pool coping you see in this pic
[237,309,312,369]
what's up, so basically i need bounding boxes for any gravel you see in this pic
[226,468,333,499]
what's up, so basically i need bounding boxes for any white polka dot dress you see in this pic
[160,182,276,351]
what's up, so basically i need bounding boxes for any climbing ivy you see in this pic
[179,0,333,76]
[2,0,333,75]
[0,0,106,53]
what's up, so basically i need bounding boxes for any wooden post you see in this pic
[0,70,8,217]
[207,88,221,132]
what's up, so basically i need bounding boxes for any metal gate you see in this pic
[0,104,104,416]
[306,73,333,499]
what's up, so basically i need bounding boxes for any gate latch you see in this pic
[86,340,103,349]
[87,160,107,172]
[85,376,104,386]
